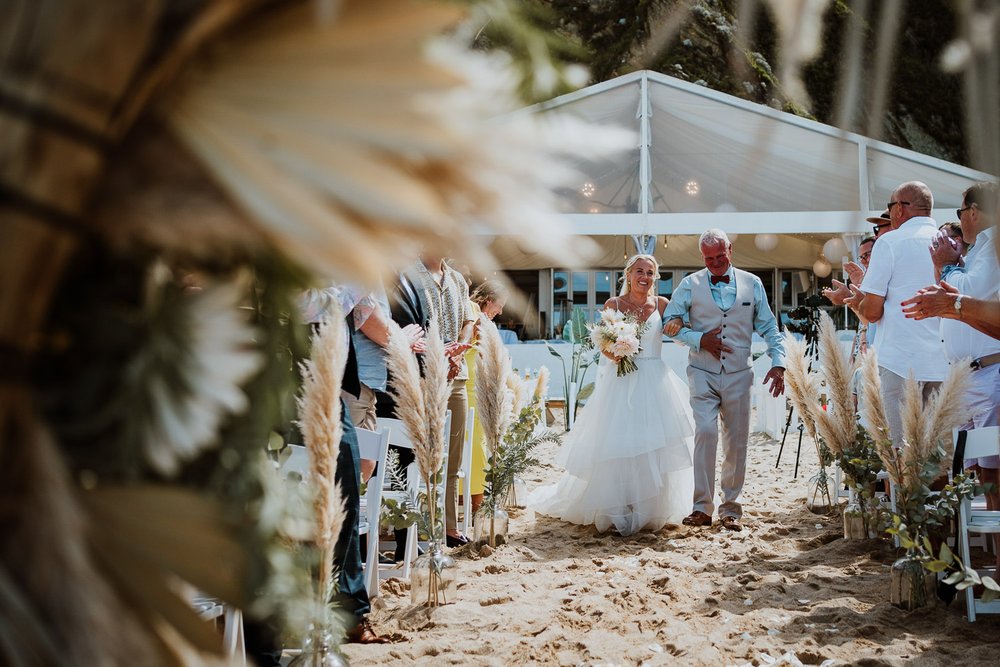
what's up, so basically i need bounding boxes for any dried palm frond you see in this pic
[506,370,526,420]
[164,0,632,286]
[782,332,822,445]
[419,319,450,484]
[297,314,348,603]
[475,320,514,456]
[900,372,928,468]
[859,350,890,442]
[137,273,263,476]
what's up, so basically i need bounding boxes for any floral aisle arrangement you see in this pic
[292,314,349,664]
[474,320,516,547]
[860,352,981,609]
[784,314,883,537]
[481,367,561,535]
[384,319,454,607]
[588,308,651,376]
[781,332,832,513]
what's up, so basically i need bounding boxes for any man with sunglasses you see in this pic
[844,181,948,448]
[866,209,893,238]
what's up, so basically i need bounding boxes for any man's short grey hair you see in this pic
[699,228,731,248]
[894,181,934,212]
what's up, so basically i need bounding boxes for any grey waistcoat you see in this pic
[687,268,757,374]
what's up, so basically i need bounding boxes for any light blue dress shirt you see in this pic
[662,268,786,368]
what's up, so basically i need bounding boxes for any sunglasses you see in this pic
[887,200,910,211]
[872,223,890,235]
[956,204,974,218]
[860,251,872,261]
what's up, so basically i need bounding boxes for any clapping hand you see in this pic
[901,281,960,320]
[929,230,962,270]
[844,261,865,286]
[444,341,473,358]
[842,283,865,311]
[700,326,732,360]
[822,279,852,305]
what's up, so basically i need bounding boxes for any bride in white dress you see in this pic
[532,254,695,536]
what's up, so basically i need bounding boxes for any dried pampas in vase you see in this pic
[293,313,348,664]
[385,318,455,607]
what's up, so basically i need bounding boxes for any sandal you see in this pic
[682,511,713,527]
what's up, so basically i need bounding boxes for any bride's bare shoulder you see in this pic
[656,295,670,314]
[603,297,620,310]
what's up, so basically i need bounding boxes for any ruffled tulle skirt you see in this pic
[531,357,694,536]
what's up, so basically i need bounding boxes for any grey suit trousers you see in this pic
[687,365,754,519]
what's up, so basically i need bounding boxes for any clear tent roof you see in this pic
[534,70,993,233]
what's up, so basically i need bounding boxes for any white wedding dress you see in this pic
[532,309,694,536]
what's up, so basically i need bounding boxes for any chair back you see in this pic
[355,426,391,598]
[960,426,1000,461]
[956,426,1000,621]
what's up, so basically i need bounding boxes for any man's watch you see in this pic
[954,294,963,314]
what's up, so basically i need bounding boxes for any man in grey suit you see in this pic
[663,229,786,531]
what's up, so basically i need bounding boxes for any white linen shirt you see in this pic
[939,226,1000,364]
[859,216,948,381]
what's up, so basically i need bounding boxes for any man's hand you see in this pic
[844,261,866,286]
[822,279,852,305]
[763,367,785,397]
[929,230,962,272]
[663,318,684,337]
[842,283,865,311]
[901,281,960,320]
[446,355,462,380]
[402,323,425,352]
[444,341,473,358]
[700,326,732,360]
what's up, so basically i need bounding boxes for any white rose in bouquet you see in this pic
[588,309,650,376]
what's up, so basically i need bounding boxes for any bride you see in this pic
[532,254,694,536]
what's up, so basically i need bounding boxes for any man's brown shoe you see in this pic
[721,515,743,532]
[681,511,713,527]
[346,618,389,644]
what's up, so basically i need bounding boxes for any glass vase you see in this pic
[288,625,348,667]
[889,551,935,610]
[504,477,529,510]
[843,500,875,540]
[473,508,509,547]
[806,471,833,514]
[409,542,457,607]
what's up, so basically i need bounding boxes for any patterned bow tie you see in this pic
[710,274,730,285]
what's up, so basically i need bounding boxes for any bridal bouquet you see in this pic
[588,309,650,377]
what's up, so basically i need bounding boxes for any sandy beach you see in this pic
[345,413,1000,666]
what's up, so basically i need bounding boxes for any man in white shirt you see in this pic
[847,181,949,447]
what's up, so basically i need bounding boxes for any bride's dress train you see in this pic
[531,310,694,536]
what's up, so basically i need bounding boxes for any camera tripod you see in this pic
[774,309,820,478]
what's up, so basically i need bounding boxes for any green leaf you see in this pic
[942,570,965,585]
[267,431,285,451]
[924,560,949,573]
[983,576,1000,592]
[576,382,595,402]
[544,343,564,359]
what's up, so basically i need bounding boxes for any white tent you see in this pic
[493,69,994,269]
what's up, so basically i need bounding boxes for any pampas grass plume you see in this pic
[475,319,513,455]
[297,312,347,602]
[782,332,821,444]
[419,319,450,481]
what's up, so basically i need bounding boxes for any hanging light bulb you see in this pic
[662,236,668,249]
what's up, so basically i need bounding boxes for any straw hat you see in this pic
[866,209,891,224]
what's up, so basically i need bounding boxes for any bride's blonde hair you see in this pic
[619,254,660,296]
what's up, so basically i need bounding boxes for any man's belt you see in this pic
[970,352,1000,371]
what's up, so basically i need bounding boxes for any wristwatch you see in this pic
[954,294,963,315]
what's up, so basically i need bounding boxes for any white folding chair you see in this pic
[957,426,1000,621]
[376,411,451,580]
[191,594,245,665]
[355,426,391,598]
[458,406,475,535]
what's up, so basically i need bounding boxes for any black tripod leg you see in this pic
[775,403,795,468]
[794,423,805,478]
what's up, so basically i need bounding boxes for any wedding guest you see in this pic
[867,208,893,238]
[915,181,1000,570]
[903,284,1000,339]
[845,181,949,448]
[404,254,475,547]
[663,230,786,532]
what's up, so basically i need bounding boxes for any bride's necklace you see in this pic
[620,295,649,314]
